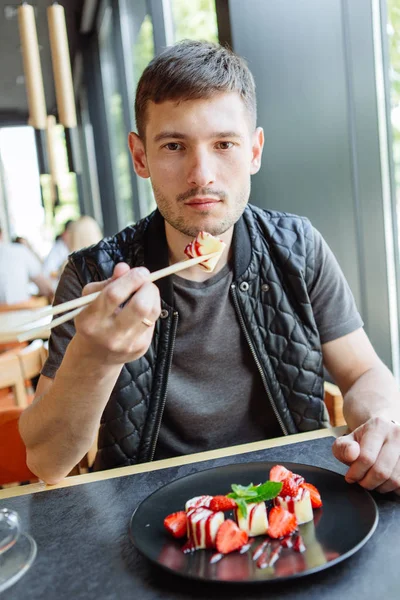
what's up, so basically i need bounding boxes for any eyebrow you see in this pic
[153,131,244,143]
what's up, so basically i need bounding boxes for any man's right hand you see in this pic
[73,262,161,365]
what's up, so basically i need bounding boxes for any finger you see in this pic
[116,281,161,330]
[376,456,400,494]
[82,263,133,297]
[345,429,385,483]
[358,440,399,490]
[332,434,360,466]
[82,279,110,297]
[99,267,150,314]
[112,262,131,279]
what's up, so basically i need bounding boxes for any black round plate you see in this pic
[129,461,378,583]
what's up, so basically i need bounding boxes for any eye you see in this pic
[163,142,183,151]
[215,141,234,150]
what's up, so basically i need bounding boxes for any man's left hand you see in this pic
[332,417,400,494]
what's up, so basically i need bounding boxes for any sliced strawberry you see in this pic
[216,519,248,554]
[267,506,298,539]
[280,477,300,498]
[269,464,293,482]
[163,511,187,539]
[301,482,323,508]
[291,473,305,486]
[209,496,237,512]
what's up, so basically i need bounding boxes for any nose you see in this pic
[186,149,215,188]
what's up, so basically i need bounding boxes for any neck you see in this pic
[164,222,233,282]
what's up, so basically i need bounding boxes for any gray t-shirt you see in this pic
[42,227,363,459]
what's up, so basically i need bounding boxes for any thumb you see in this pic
[332,432,360,465]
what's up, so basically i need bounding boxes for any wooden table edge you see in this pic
[0,426,347,500]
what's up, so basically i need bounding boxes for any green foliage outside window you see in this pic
[42,124,80,234]
[172,0,218,43]
[133,15,155,87]
[387,1,400,200]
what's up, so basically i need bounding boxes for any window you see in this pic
[99,4,134,227]
[120,0,156,217]
[171,0,218,43]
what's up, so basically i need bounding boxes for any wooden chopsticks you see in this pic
[0,252,222,344]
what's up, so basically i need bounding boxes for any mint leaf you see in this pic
[235,498,248,518]
[227,480,283,511]
[230,483,258,498]
[252,481,282,502]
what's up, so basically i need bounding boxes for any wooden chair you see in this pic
[0,296,49,313]
[323,381,346,426]
[0,406,38,486]
[17,340,47,383]
[0,341,28,355]
[0,353,28,408]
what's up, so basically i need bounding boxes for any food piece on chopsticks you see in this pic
[184,231,226,272]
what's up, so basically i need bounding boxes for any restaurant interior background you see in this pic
[0,0,399,377]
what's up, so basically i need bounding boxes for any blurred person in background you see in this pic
[57,216,103,278]
[0,227,53,304]
[14,236,43,263]
[42,220,74,279]
[68,216,103,253]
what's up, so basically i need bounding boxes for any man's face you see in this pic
[129,92,264,238]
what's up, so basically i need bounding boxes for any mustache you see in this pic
[176,187,227,202]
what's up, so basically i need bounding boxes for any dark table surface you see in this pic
[1,435,399,600]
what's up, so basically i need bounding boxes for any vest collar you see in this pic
[143,207,253,304]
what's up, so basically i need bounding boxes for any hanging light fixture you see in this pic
[47,2,78,170]
[47,1,83,212]
[17,2,49,176]
[46,115,61,208]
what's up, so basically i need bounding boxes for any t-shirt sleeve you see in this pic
[41,260,83,379]
[309,227,363,344]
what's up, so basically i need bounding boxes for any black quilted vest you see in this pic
[70,205,329,471]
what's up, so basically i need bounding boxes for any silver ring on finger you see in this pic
[142,317,154,328]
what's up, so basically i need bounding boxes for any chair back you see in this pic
[323,382,346,426]
[17,340,47,380]
[0,296,49,312]
[0,353,28,407]
[0,406,37,486]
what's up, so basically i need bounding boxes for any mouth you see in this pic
[184,197,222,208]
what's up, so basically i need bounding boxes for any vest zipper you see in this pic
[149,311,179,461]
[230,283,288,436]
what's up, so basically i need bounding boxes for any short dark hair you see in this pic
[135,40,257,140]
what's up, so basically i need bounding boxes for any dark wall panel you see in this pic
[228,0,393,367]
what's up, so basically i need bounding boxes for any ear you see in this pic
[250,127,264,175]
[128,132,150,178]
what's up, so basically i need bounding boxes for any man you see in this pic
[20,41,400,492]
[0,228,53,304]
